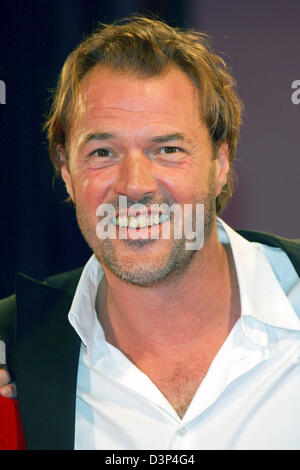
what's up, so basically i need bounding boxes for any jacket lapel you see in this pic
[14,272,81,450]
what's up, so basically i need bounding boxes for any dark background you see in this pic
[0,0,299,299]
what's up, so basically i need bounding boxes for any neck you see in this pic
[96,223,240,358]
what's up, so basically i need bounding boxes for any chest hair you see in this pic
[136,360,211,419]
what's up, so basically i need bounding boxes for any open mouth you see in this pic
[112,213,170,229]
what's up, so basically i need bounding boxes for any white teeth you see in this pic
[114,213,170,227]
[137,215,147,228]
[119,216,128,227]
[128,216,138,228]
[160,214,169,223]
[153,214,160,225]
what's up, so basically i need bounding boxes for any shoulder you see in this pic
[0,266,83,330]
[0,294,17,343]
[0,293,17,314]
[44,267,84,295]
[236,228,300,249]
[236,229,300,277]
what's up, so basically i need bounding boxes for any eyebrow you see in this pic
[79,132,115,148]
[150,133,187,143]
[79,132,190,149]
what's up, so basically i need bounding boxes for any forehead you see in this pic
[75,65,201,125]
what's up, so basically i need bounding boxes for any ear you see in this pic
[58,147,75,201]
[215,141,230,197]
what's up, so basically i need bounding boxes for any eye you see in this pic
[155,146,186,162]
[159,146,182,154]
[90,148,113,158]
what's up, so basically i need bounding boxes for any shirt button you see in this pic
[178,427,187,437]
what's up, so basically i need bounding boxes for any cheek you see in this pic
[155,164,205,203]
[72,169,116,208]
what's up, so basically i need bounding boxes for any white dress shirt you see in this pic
[68,218,300,450]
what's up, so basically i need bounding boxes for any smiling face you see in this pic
[60,65,229,286]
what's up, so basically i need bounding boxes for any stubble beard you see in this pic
[74,183,217,288]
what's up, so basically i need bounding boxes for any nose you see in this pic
[113,152,158,200]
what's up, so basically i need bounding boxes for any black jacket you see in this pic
[0,229,300,450]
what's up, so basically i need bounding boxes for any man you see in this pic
[0,16,300,450]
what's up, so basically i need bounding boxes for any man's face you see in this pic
[61,65,229,286]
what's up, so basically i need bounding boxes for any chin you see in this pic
[94,236,198,287]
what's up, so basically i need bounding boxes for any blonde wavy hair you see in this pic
[44,15,243,214]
